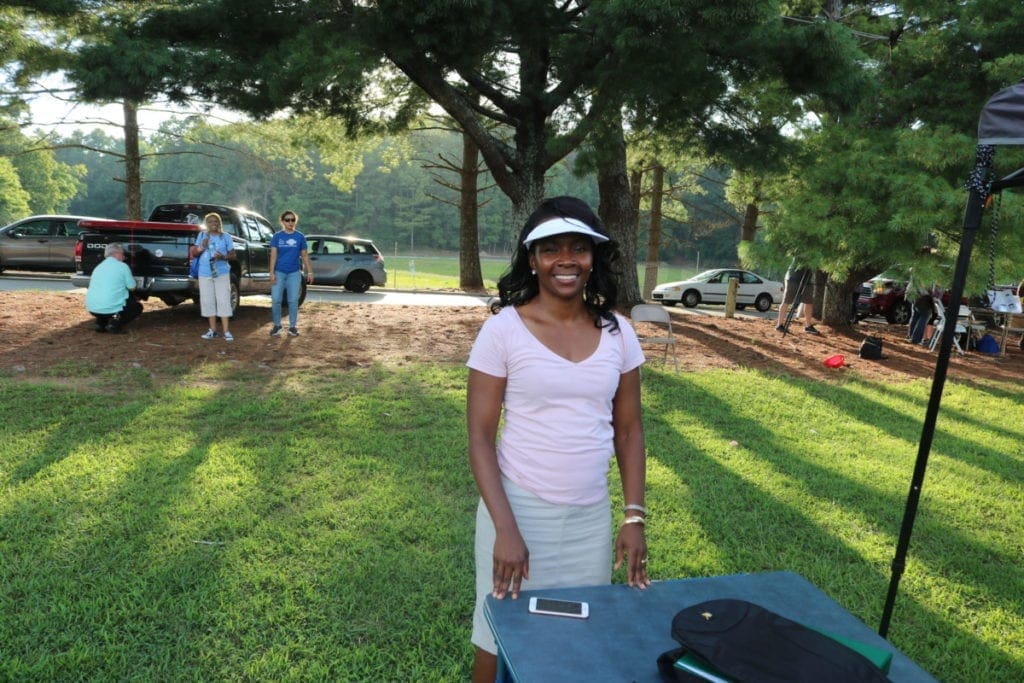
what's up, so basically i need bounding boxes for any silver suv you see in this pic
[306,235,387,293]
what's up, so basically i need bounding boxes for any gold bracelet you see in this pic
[621,515,646,527]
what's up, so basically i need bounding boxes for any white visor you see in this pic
[522,217,609,249]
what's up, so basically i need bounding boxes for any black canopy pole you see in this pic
[878,146,993,638]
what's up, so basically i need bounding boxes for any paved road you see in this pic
[0,272,490,307]
[4,273,859,322]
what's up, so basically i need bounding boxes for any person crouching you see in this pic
[85,242,142,333]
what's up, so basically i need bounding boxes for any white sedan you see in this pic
[652,268,784,312]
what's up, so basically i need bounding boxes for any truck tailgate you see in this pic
[78,229,196,277]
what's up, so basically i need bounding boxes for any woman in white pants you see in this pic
[192,212,236,340]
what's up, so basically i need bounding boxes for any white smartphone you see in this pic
[528,597,590,619]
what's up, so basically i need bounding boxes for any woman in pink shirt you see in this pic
[467,196,650,681]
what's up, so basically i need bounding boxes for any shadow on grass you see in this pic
[0,364,480,680]
[639,368,1022,682]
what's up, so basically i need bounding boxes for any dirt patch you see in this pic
[1,291,1021,384]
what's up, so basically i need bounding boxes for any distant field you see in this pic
[382,255,698,291]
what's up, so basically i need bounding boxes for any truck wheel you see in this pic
[754,294,773,312]
[344,271,372,293]
[229,274,240,315]
[887,301,911,325]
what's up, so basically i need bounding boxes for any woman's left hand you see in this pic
[614,523,650,588]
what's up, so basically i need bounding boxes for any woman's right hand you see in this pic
[491,528,529,600]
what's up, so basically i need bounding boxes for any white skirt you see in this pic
[472,476,611,654]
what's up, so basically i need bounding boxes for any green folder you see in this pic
[672,653,732,683]
[809,627,893,674]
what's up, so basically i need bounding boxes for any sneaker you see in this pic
[223,332,234,342]
[106,323,125,334]
[288,327,299,337]
[804,325,822,336]
[270,325,282,337]
[201,329,218,340]
[775,324,785,332]
[94,322,108,333]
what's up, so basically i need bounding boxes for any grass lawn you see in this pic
[1,362,1022,680]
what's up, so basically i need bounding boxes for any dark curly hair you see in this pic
[493,196,621,331]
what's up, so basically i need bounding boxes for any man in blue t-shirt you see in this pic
[269,210,314,337]
[85,242,142,333]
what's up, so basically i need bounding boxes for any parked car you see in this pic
[855,275,912,324]
[0,215,105,273]
[652,268,784,312]
[306,235,387,292]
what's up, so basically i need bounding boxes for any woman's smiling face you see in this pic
[528,233,594,299]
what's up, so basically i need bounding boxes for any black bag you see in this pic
[859,336,883,360]
[657,599,890,683]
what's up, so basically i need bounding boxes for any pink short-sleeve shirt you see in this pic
[467,306,645,505]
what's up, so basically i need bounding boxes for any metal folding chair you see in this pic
[630,304,679,371]
[928,300,966,355]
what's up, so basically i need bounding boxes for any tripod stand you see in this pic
[779,269,811,336]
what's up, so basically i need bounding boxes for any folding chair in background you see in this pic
[928,300,966,355]
[630,304,680,372]
[957,305,987,349]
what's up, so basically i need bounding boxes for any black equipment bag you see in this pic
[859,336,884,360]
[657,599,891,682]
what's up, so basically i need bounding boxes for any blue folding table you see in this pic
[484,571,937,682]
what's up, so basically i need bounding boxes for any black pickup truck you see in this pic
[71,203,305,314]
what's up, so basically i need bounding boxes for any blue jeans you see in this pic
[271,270,301,328]
[908,301,930,343]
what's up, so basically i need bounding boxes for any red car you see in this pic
[855,276,912,324]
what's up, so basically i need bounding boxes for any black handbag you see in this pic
[657,599,890,682]
[859,336,883,360]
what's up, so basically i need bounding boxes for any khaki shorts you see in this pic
[198,275,232,317]
[783,269,813,305]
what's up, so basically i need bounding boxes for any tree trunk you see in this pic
[594,112,641,307]
[122,100,142,220]
[740,201,759,242]
[507,126,548,241]
[458,133,485,291]
[642,163,665,300]
[822,267,874,328]
[629,166,643,217]
[812,270,826,321]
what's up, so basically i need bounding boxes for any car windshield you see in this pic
[688,270,724,282]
